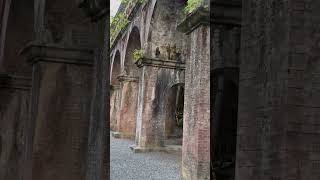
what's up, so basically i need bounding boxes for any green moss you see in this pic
[184,0,203,14]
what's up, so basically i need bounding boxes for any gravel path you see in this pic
[110,134,182,180]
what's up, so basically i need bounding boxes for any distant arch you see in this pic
[124,26,141,77]
[111,50,121,85]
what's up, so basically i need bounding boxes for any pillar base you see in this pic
[130,145,182,153]
[111,131,135,139]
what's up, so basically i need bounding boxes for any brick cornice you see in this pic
[135,57,185,70]
[20,42,94,66]
[117,75,139,83]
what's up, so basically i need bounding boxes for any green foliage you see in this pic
[133,49,144,61]
[184,0,203,14]
[110,13,129,45]
[110,0,148,47]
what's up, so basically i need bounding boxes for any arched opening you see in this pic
[111,51,121,85]
[1,0,34,75]
[147,0,186,60]
[124,27,141,77]
[164,84,184,146]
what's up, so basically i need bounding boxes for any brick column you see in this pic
[178,7,210,180]
[0,74,31,180]
[110,84,121,131]
[21,43,93,180]
[131,57,185,152]
[237,0,320,179]
[112,75,139,139]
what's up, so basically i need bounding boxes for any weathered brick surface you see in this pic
[237,0,320,180]
[182,25,210,180]
[135,65,185,148]
[30,62,92,180]
[110,86,121,131]
[0,80,30,180]
[117,79,139,137]
[0,0,107,180]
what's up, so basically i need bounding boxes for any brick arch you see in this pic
[142,0,187,59]
[0,0,34,75]
[110,50,121,85]
[123,26,141,77]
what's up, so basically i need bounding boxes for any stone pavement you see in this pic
[110,133,181,180]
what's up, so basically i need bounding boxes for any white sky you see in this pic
[110,0,121,17]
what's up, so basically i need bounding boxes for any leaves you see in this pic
[133,49,145,61]
[110,0,147,47]
[184,0,203,14]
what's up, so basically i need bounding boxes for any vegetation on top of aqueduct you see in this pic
[110,0,204,47]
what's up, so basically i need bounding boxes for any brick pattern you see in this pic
[182,25,210,180]
[237,0,320,180]
[0,88,30,180]
[110,88,121,131]
[117,80,139,137]
[135,66,184,148]
[31,62,92,180]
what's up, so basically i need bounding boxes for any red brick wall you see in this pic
[182,25,210,180]
[31,62,92,180]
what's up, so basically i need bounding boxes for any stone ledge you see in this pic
[117,75,139,83]
[135,57,185,70]
[110,84,121,90]
[20,42,94,65]
[130,145,182,153]
[111,132,135,139]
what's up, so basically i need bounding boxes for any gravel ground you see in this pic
[110,134,182,180]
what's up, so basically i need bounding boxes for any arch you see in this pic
[163,83,184,145]
[111,50,121,85]
[124,26,141,77]
[144,0,186,60]
[0,0,34,75]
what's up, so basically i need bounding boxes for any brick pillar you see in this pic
[110,84,120,131]
[237,0,320,179]
[177,7,210,180]
[132,57,185,152]
[112,75,138,139]
[0,74,31,180]
[21,44,93,180]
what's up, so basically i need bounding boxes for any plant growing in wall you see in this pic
[184,0,204,14]
[133,49,145,62]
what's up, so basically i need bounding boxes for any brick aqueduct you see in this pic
[0,0,320,180]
